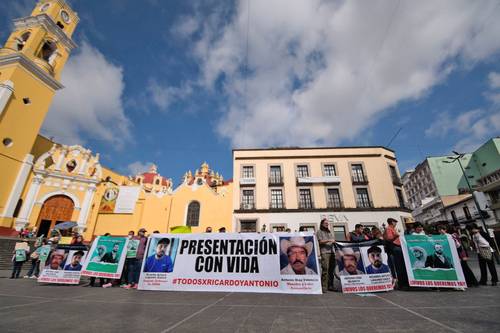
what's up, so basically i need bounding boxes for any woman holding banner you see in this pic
[383,218,409,290]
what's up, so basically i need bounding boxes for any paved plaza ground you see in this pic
[0,265,499,333]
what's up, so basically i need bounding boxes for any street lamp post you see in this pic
[443,152,488,231]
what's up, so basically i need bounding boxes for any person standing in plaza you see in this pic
[383,218,409,290]
[24,238,48,279]
[439,225,478,287]
[412,222,426,235]
[10,242,29,279]
[316,218,335,292]
[470,224,498,286]
[124,228,148,289]
[120,230,135,287]
[349,224,365,242]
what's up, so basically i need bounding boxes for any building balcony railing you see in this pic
[326,201,344,209]
[240,202,255,210]
[352,175,369,185]
[356,200,373,208]
[268,176,284,186]
[239,177,256,186]
[296,175,341,185]
[269,203,286,210]
[298,202,315,210]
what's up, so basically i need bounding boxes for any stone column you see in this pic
[14,174,44,230]
[54,146,68,171]
[1,154,34,218]
[0,80,14,117]
[76,183,96,233]
[78,151,90,175]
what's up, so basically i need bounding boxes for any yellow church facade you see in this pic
[0,1,234,239]
[1,0,79,229]
[3,135,233,240]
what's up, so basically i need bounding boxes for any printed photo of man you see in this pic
[101,242,120,264]
[364,245,390,274]
[64,251,85,271]
[144,238,173,273]
[47,250,65,270]
[280,236,317,275]
[410,246,427,269]
[425,243,453,269]
[338,248,364,276]
[92,245,106,263]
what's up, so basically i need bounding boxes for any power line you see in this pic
[386,127,402,147]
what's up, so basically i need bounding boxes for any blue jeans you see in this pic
[11,261,23,278]
[27,259,40,277]
[128,258,143,285]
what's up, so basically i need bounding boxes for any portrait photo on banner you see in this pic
[143,237,179,273]
[279,236,318,275]
[64,250,88,271]
[86,237,126,274]
[336,246,366,276]
[360,245,390,275]
[406,235,457,281]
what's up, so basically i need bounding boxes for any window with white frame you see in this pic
[269,165,282,183]
[356,188,371,208]
[296,165,309,177]
[327,188,342,208]
[242,165,254,178]
[241,190,255,209]
[323,164,336,176]
[270,189,284,209]
[299,188,313,208]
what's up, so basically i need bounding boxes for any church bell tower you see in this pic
[0,0,79,228]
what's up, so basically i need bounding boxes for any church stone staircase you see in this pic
[0,237,35,270]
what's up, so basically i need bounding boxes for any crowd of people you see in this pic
[316,218,498,292]
[10,220,499,293]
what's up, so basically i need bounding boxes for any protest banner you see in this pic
[15,248,27,262]
[81,236,128,279]
[138,233,322,294]
[38,245,88,284]
[401,234,466,288]
[126,239,140,258]
[334,240,393,293]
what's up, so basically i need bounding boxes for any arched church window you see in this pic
[155,179,160,185]
[16,32,31,51]
[38,40,57,64]
[186,201,200,227]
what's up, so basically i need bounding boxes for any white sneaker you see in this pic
[23,275,29,278]
[30,275,38,279]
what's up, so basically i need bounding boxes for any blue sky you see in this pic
[1,0,499,185]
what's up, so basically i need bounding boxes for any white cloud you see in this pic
[127,161,153,176]
[42,41,131,149]
[170,0,500,147]
[486,71,500,104]
[146,79,193,111]
[425,109,500,152]
[490,72,500,89]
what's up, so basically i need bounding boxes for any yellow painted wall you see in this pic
[167,182,233,233]
[90,182,233,238]
[0,65,56,220]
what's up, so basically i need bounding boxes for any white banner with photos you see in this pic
[138,232,322,294]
